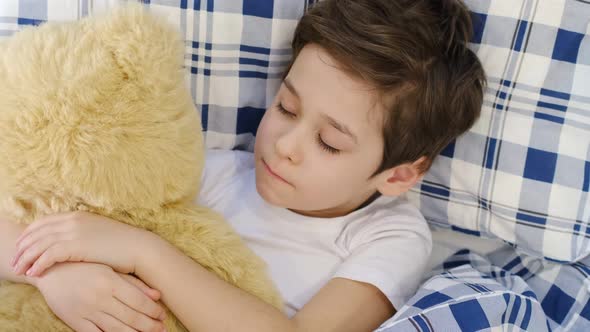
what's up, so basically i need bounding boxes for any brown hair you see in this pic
[286,0,486,174]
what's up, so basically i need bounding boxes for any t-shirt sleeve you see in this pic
[197,149,254,209]
[332,200,432,310]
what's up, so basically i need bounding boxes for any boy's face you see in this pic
[254,44,387,217]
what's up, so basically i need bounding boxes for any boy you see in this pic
[3,0,485,331]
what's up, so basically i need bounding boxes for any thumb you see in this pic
[119,273,161,301]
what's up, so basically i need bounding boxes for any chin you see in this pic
[255,178,285,207]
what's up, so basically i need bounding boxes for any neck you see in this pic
[355,191,382,211]
[288,191,383,218]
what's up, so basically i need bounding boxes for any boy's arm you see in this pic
[138,233,394,332]
[2,217,167,331]
[0,217,31,283]
[11,211,395,331]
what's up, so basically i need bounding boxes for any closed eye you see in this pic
[276,102,340,155]
[317,135,340,154]
[276,103,296,118]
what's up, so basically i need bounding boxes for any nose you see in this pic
[275,125,303,164]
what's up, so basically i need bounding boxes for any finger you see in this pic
[106,297,166,332]
[14,224,65,262]
[12,233,64,274]
[90,311,136,332]
[114,276,167,321]
[26,243,75,277]
[67,319,103,332]
[15,223,67,255]
[119,273,161,302]
[16,213,71,245]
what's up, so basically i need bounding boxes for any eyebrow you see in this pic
[283,77,358,144]
[321,114,358,144]
[283,77,300,99]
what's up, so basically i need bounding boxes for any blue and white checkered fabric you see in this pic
[0,1,90,29]
[406,0,590,263]
[379,248,590,331]
[136,0,316,151]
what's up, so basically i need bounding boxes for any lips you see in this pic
[262,160,292,186]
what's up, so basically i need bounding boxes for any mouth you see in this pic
[262,159,292,186]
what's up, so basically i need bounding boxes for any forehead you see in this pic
[287,44,384,135]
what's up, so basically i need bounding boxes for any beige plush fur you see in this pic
[0,5,282,332]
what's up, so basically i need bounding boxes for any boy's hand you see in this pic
[34,262,167,332]
[11,211,148,277]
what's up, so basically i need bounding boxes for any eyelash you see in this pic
[275,103,341,155]
[276,103,295,118]
[316,136,340,154]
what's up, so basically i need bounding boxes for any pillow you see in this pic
[135,0,314,151]
[6,0,587,262]
[0,0,88,32]
[138,0,590,263]
[406,0,590,263]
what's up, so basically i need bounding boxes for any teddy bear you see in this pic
[0,4,282,332]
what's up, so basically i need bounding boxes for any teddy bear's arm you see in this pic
[119,206,283,311]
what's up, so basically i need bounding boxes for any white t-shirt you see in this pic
[197,149,432,317]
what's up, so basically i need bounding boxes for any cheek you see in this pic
[258,111,291,143]
[305,161,363,189]
[255,112,275,144]
[298,172,361,207]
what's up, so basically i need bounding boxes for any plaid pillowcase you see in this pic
[4,0,588,263]
[406,0,590,263]
[0,1,90,31]
[139,0,315,151]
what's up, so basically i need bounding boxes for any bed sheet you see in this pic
[378,227,590,331]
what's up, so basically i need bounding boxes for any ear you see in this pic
[375,157,427,197]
